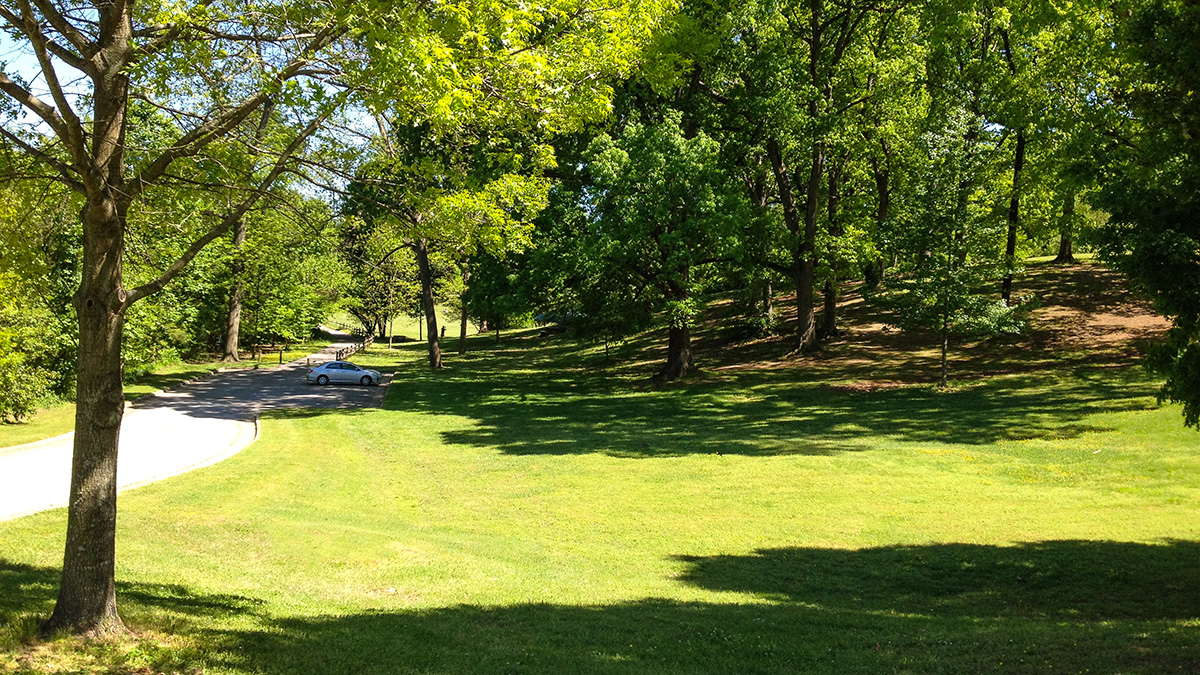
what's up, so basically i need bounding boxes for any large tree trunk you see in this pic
[222,219,247,361]
[45,203,127,636]
[1001,127,1026,303]
[1053,190,1077,264]
[658,321,695,381]
[414,238,441,369]
[655,273,695,381]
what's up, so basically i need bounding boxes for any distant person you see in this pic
[440,326,446,338]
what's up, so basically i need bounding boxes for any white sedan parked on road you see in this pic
[306,361,381,386]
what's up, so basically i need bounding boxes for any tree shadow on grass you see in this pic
[675,539,1200,622]
[388,352,1161,457]
[5,541,1197,673]
[0,559,264,626]
[195,540,1195,674]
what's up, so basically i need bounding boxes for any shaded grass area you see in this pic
[392,342,1162,457]
[1,264,1198,673]
[3,540,1198,673]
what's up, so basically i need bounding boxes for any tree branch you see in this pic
[129,24,343,198]
[0,70,68,137]
[29,0,95,60]
[125,109,331,307]
[0,124,84,191]
[14,0,88,166]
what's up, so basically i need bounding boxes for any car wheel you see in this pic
[360,375,373,386]
[316,375,329,385]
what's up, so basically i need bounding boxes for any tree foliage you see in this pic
[1096,0,1200,427]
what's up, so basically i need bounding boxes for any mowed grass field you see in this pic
[1,262,1198,674]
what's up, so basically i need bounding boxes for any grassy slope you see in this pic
[1,262,1198,674]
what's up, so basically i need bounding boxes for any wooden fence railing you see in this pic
[334,332,374,361]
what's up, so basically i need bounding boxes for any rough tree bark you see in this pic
[46,202,128,635]
[413,237,442,369]
[222,218,247,361]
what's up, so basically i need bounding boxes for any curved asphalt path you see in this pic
[0,336,391,521]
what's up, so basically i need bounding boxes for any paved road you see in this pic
[0,342,391,521]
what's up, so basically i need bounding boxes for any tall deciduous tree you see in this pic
[1097,0,1200,428]
[0,0,341,635]
[0,0,668,636]
[586,110,743,380]
[344,123,550,369]
[883,107,1026,386]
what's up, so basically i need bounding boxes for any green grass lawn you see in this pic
[328,307,466,344]
[1,266,1198,674]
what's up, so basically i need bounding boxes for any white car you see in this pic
[306,361,381,386]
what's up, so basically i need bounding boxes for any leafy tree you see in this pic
[1095,0,1200,428]
[344,123,550,368]
[338,214,420,339]
[658,0,923,351]
[585,110,744,380]
[0,0,668,635]
[0,179,79,401]
[882,107,1027,386]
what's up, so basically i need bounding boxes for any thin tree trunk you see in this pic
[794,0,824,351]
[940,321,949,388]
[765,136,817,351]
[413,238,441,369]
[45,205,127,636]
[221,99,275,362]
[222,219,247,361]
[870,151,891,286]
[458,305,469,355]
[1001,127,1026,302]
[1053,190,1076,264]
[821,161,843,338]
[458,260,470,356]
[798,143,822,350]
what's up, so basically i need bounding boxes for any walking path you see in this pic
[0,336,391,521]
